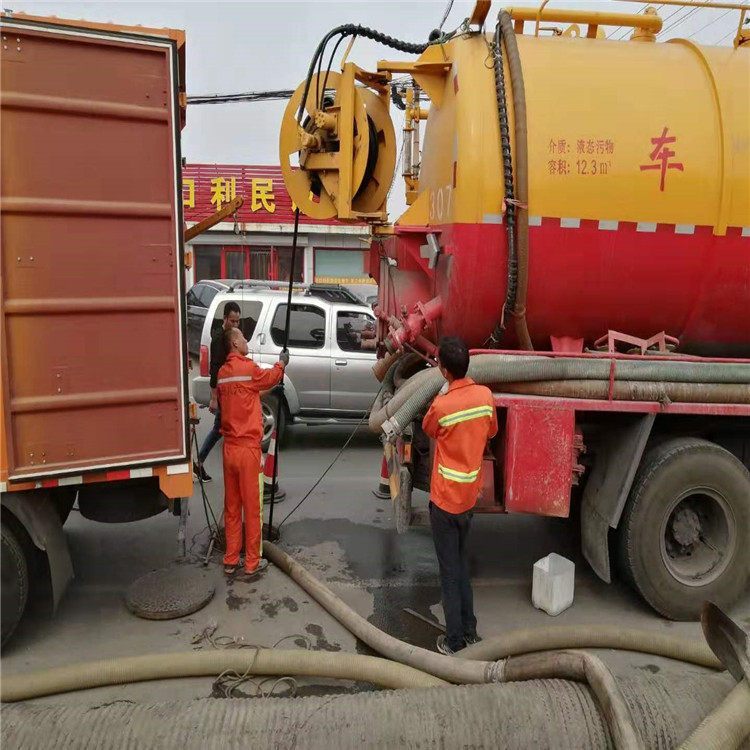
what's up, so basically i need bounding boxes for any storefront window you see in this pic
[314,249,368,284]
[194,245,222,282]
[276,247,304,283]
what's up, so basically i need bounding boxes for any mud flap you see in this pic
[581,413,655,583]
[1,491,73,611]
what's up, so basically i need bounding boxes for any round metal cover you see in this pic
[125,566,215,620]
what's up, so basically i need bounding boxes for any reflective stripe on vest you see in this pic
[438,464,480,483]
[438,405,494,428]
[217,375,253,385]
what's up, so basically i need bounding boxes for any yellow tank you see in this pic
[390,10,750,353]
[280,7,750,353]
[405,19,749,233]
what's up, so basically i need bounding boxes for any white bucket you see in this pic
[532,553,575,616]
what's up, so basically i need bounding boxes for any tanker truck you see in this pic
[279,2,750,620]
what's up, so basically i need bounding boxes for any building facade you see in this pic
[183,164,375,300]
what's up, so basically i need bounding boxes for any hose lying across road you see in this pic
[3,542,749,749]
[679,679,750,750]
[2,675,738,750]
[369,353,750,436]
[460,623,721,668]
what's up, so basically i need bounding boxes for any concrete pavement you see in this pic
[3,409,749,707]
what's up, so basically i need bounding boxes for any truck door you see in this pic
[259,302,330,409]
[330,309,378,412]
[0,17,188,480]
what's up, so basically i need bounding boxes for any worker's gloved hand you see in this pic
[279,351,290,367]
[209,397,218,414]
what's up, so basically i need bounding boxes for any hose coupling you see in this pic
[485,659,508,683]
[381,418,400,442]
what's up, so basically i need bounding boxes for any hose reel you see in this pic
[279,64,396,222]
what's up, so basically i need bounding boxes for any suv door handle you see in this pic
[335,359,348,366]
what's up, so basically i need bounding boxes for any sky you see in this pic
[7,1,745,216]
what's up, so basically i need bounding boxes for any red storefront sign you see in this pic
[182,163,347,226]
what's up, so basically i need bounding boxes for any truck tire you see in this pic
[1,520,29,647]
[261,393,287,454]
[617,438,750,620]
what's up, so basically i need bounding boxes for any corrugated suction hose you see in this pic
[4,542,749,748]
[0,649,445,702]
[0,675,738,749]
[371,354,750,437]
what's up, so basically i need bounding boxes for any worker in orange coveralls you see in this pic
[422,337,498,655]
[217,327,288,577]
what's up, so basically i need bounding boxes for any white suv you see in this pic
[192,281,379,448]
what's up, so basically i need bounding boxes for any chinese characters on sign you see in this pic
[182,176,277,213]
[547,137,615,177]
[639,126,684,192]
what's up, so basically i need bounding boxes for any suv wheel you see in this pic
[261,393,287,453]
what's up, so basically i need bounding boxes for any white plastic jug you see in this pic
[532,553,575,616]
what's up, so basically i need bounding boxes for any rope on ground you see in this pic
[191,624,313,698]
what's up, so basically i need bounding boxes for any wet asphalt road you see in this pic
[3,407,749,706]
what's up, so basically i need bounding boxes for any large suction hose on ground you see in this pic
[262,543,721,750]
[0,648,445,702]
[369,354,750,436]
[1,675,737,749]
[4,544,748,748]
[679,679,750,750]
[460,623,722,668]
[263,541,501,684]
[0,675,736,750]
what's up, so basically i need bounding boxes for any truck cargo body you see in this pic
[0,14,191,645]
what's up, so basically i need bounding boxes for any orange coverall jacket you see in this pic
[217,353,284,446]
[422,377,498,515]
[217,353,284,572]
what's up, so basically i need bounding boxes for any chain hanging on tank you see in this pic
[487,27,518,347]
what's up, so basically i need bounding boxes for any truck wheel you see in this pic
[395,466,413,535]
[618,438,750,620]
[261,393,287,453]
[1,520,29,647]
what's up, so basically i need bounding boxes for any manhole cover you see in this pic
[125,566,215,620]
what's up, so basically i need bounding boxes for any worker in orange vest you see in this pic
[217,327,288,576]
[422,337,498,655]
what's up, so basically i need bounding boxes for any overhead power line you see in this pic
[686,7,734,37]
[187,90,295,105]
[658,0,715,37]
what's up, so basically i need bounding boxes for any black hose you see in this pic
[390,83,407,111]
[499,10,533,351]
[318,32,349,111]
[297,24,453,124]
[489,24,517,343]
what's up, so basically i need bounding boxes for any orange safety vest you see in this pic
[422,377,498,514]
[217,353,284,445]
